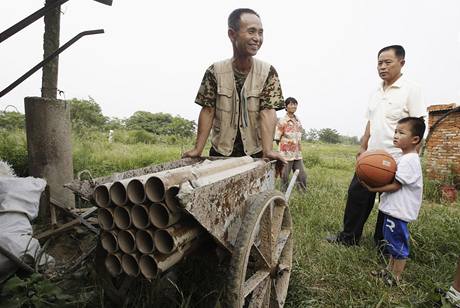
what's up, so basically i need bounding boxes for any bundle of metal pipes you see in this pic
[93,156,264,279]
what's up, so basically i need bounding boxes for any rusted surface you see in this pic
[178,160,275,251]
[66,157,203,200]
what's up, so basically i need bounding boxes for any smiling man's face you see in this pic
[230,13,263,57]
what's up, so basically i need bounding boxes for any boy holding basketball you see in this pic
[361,116,425,285]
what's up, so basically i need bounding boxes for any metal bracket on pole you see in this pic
[0,29,104,98]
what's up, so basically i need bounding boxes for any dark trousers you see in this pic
[339,173,384,245]
[281,159,307,192]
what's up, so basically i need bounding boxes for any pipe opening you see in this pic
[118,230,136,253]
[132,204,150,229]
[154,229,174,254]
[98,208,114,230]
[110,181,128,206]
[127,179,145,204]
[101,231,118,253]
[114,206,131,230]
[139,255,158,279]
[94,185,110,208]
[165,186,181,212]
[105,253,122,277]
[145,177,165,202]
[136,229,155,254]
[121,254,140,277]
[149,203,170,229]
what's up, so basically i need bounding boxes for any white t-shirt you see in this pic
[366,75,426,157]
[379,153,423,222]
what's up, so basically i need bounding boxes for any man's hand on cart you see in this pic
[263,150,287,178]
[182,148,202,158]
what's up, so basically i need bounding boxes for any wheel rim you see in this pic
[237,193,293,308]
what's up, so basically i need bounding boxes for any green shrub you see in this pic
[0,130,28,176]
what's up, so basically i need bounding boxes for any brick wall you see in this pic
[425,104,460,184]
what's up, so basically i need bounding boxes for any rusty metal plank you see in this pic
[178,160,275,250]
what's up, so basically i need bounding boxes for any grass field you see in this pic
[1,131,459,307]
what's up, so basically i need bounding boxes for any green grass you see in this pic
[1,132,459,307]
[285,143,460,307]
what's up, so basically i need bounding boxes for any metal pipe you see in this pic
[164,186,181,213]
[127,175,149,204]
[109,179,132,206]
[190,156,254,178]
[145,166,194,203]
[113,206,132,230]
[139,254,158,279]
[105,252,123,277]
[93,183,112,208]
[149,202,181,229]
[154,222,201,254]
[100,231,118,253]
[98,207,115,230]
[135,228,156,254]
[121,252,141,277]
[131,204,151,229]
[117,229,137,254]
[189,161,266,188]
[1,30,104,98]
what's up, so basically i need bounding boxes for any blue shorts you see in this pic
[383,214,410,259]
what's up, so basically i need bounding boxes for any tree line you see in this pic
[0,98,359,144]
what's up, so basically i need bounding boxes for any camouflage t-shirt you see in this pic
[195,64,284,110]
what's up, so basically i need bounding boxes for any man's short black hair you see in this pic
[228,8,260,31]
[378,45,405,60]
[285,97,298,107]
[398,117,425,144]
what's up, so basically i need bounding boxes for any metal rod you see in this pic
[0,244,35,274]
[127,177,148,204]
[0,0,69,44]
[284,169,300,202]
[0,29,104,98]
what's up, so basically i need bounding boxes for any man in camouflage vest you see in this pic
[183,8,286,166]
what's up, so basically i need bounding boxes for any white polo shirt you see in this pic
[366,75,426,157]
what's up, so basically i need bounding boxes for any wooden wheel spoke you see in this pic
[243,270,270,298]
[274,229,291,263]
[247,277,270,308]
[270,279,282,308]
[271,203,285,260]
[258,205,272,265]
[250,244,270,270]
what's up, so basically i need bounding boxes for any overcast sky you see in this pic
[1,1,459,136]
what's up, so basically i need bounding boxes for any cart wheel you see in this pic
[226,190,293,308]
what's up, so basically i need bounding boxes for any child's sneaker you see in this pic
[445,286,460,307]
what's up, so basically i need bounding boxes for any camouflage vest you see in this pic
[211,58,271,156]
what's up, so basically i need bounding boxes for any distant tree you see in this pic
[0,111,25,130]
[126,111,196,137]
[305,128,319,142]
[69,97,107,129]
[105,117,126,130]
[318,128,341,144]
[339,135,360,145]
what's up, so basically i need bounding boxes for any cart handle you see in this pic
[284,169,299,202]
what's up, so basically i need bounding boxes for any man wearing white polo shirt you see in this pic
[327,45,426,247]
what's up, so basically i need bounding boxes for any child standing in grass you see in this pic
[361,117,426,285]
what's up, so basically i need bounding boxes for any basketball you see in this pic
[356,149,397,187]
